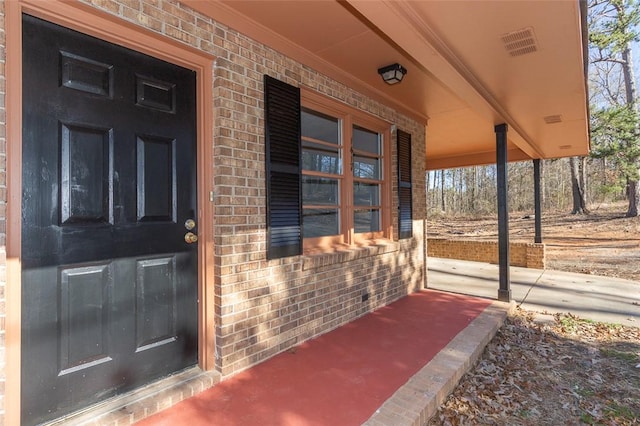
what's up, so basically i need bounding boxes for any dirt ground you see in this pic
[427,201,640,282]
[427,202,640,425]
[428,309,640,425]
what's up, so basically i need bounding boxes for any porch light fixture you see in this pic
[377,63,407,85]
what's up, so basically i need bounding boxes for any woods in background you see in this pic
[587,0,639,216]
[426,158,622,217]
[428,0,639,218]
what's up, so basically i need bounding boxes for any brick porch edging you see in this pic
[364,300,516,426]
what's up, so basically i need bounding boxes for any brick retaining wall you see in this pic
[427,238,545,269]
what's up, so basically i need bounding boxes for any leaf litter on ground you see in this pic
[428,308,640,425]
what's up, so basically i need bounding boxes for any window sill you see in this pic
[302,240,399,271]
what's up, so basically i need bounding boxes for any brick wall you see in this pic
[209,23,427,373]
[2,0,427,405]
[427,238,545,269]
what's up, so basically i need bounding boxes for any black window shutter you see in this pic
[264,75,302,259]
[397,129,413,239]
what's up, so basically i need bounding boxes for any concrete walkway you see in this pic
[428,257,640,326]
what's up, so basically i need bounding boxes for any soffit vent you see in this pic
[501,27,538,57]
[544,115,563,124]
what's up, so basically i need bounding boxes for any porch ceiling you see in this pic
[185,0,590,170]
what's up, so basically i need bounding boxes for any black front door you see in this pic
[21,15,198,425]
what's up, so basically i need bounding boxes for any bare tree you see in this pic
[570,156,590,214]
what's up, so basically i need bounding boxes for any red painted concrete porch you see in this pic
[132,290,509,426]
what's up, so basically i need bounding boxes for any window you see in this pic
[352,125,383,234]
[300,90,391,250]
[264,76,406,259]
[301,109,341,238]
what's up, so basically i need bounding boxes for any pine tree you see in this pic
[589,0,640,216]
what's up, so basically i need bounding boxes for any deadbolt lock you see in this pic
[185,219,196,230]
[184,232,198,244]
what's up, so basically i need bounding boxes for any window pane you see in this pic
[353,182,379,206]
[353,125,380,154]
[302,109,339,144]
[303,176,339,205]
[302,141,341,174]
[353,155,380,180]
[303,208,339,238]
[354,209,380,233]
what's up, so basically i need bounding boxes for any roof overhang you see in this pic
[185,0,590,170]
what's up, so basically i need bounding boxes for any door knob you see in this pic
[184,232,198,244]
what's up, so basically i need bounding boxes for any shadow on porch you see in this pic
[133,290,511,425]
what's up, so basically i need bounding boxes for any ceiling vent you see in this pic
[501,27,538,57]
[544,115,563,124]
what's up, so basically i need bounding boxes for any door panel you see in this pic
[136,75,176,112]
[61,123,113,224]
[22,14,198,425]
[59,263,113,374]
[135,256,178,351]
[60,51,114,97]
[137,136,176,221]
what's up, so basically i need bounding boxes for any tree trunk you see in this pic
[621,41,637,110]
[627,179,639,216]
[620,14,639,216]
[580,156,588,206]
[440,169,445,212]
[570,156,588,214]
